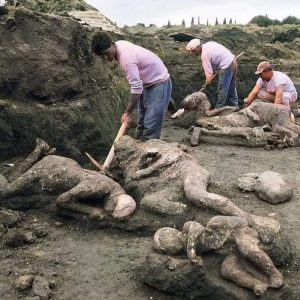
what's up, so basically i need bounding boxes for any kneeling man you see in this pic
[246,61,297,109]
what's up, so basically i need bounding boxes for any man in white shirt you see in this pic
[246,61,297,108]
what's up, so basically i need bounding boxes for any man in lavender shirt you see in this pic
[186,39,238,109]
[91,31,172,140]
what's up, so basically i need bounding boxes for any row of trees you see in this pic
[166,17,237,27]
[249,15,300,27]
[166,15,300,28]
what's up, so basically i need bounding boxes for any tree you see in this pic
[229,18,232,24]
[249,15,274,27]
[272,19,281,25]
[249,15,300,27]
[198,16,200,25]
[191,17,194,25]
[207,19,209,26]
[167,20,171,28]
[182,19,186,26]
[223,17,227,25]
[215,17,218,25]
[282,16,300,24]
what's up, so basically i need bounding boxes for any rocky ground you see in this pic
[0,117,300,300]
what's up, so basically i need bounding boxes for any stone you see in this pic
[153,228,185,254]
[24,231,36,244]
[0,174,8,189]
[190,126,201,146]
[237,173,259,192]
[142,250,209,299]
[32,276,51,300]
[15,274,34,291]
[238,171,293,204]
[0,208,20,227]
[5,228,27,247]
[34,227,48,238]
[255,171,293,204]
[0,223,7,238]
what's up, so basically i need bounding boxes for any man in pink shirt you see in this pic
[91,31,172,140]
[186,39,238,109]
[246,61,297,108]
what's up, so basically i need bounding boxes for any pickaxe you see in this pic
[85,121,128,172]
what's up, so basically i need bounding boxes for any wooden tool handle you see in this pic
[101,122,128,171]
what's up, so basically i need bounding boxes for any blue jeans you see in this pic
[137,79,172,139]
[215,61,239,109]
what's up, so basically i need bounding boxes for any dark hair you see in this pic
[264,67,272,72]
[91,31,112,55]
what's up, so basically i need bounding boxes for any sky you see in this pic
[85,0,300,27]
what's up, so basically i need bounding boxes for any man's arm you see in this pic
[274,85,284,104]
[121,93,140,123]
[201,55,214,84]
[246,84,261,106]
[121,62,143,123]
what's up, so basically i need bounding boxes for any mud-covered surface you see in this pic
[0,119,300,299]
[0,210,183,300]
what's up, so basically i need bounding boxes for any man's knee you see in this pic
[282,93,296,107]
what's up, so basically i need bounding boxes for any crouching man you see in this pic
[246,61,297,109]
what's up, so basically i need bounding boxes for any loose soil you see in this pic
[0,118,299,300]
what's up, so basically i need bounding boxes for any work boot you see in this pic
[135,127,143,140]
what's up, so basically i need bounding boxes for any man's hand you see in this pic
[205,79,212,86]
[121,112,132,124]
[244,98,250,107]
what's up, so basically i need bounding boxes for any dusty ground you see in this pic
[0,118,300,300]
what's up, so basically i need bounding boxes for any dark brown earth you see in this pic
[0,117,299,299]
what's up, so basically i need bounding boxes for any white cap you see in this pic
[186,38,201,51]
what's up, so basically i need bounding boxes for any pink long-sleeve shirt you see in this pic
[115,41,170,95]
[201,41,234,79]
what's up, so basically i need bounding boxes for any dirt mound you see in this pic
[6,0,96,13]
[0,7,129,161]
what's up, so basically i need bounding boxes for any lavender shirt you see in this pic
[201,41,234,79]
[115,41,170,95]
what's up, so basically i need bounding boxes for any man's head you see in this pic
[255,61,273,81]
[91,31,116,61]
[186,38,202,55]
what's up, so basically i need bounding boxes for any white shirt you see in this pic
[257,71,296,94]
